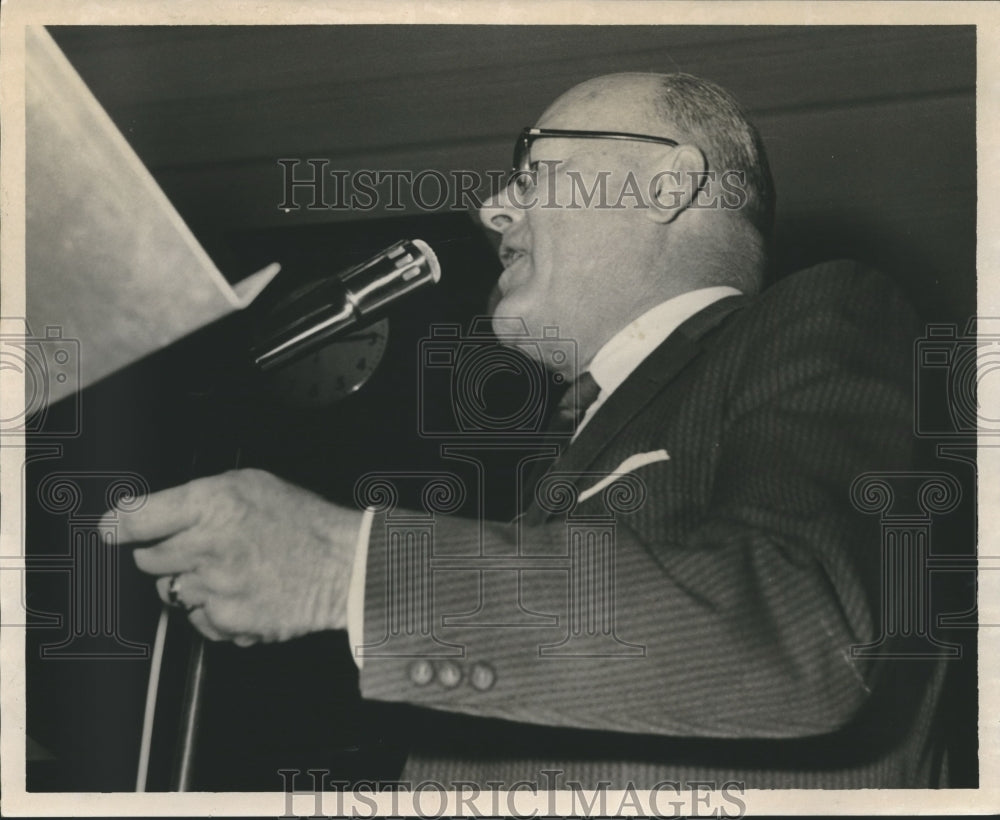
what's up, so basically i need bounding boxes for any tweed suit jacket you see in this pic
[357,260,948,788]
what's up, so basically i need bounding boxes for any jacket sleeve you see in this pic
[357,267,920,739]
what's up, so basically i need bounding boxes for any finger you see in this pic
[189,601,260,646]
[135,537,245,592]
[154,574,173,607]
[133,536,201,576]
[131,524,230,575]
[190,564,242,596]
[106,481,202,543]
[187,607,229,642]
[154,573,209,610]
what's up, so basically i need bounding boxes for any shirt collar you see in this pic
[586,286,742,400]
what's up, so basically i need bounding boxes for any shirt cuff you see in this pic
[346,506,375,669]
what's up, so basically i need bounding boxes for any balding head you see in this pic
[480,72,774,371]
[538,74,670,133]
[539,73,775,238]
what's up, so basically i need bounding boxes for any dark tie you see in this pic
[550,370,602,435]
[520,371,602,513]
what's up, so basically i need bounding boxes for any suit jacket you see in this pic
[356,260,949,788]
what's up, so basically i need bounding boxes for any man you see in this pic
[109,73,946,788]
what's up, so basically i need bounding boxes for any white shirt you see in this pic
[576,286,742,438]
[347,285,742,665]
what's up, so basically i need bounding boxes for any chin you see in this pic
[491,294,539,337]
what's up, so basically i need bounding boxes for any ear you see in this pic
[645,144,707,224]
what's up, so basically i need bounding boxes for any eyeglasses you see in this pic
[510,126,680,192]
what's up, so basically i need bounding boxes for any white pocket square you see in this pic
[577,449,670,503]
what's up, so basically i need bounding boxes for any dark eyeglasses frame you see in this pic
[511,126,681,184]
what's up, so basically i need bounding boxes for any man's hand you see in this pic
[104,469,363,646]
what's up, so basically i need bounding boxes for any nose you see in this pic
[478,185,525,234]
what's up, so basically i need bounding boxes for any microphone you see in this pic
[252,238,440,371]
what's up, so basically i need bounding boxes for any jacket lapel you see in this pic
[530,294,748,517]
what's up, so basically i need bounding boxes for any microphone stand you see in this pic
[173,598,207,790]
[136,384,248,793]
[135,237,441,791]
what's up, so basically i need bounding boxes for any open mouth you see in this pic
[497,253,531,295]
[500,247,527,269]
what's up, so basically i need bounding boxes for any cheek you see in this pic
[527,211,573,271]
[538,219,605,284]
[525,207,618,298]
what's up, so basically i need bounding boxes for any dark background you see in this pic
[24,25,977,791]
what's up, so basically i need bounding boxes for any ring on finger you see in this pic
[167,574,183,607]
[166,574,201,613]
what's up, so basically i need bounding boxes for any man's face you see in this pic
[481,82,668,370]
[485,140,633,359]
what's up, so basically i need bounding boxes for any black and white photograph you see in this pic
[0,1,994,816]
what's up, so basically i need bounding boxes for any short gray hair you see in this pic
[653,73,775,238]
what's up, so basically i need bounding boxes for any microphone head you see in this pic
[342,238,440,316]
[252,238,440,371]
